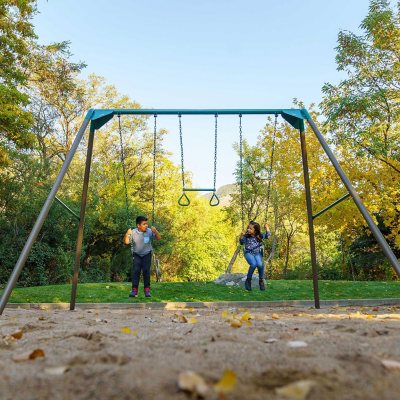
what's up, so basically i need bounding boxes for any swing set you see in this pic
[0,108,399,315]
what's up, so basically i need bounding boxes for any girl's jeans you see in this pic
[244,252,264,280]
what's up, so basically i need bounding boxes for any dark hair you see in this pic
[136,215,148,225]
[246,221,262,242]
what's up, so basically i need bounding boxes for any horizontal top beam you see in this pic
[88,108,310,131]
[92,108,309,115]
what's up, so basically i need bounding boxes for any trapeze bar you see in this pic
[183,188,216,192]
[54,196,80,221]
[312,193,351,220]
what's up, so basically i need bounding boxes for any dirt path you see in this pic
[1,305,399,400]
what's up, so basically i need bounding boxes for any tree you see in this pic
[320,0,400,265]
[322,0,400,173]
[0,0,37,165]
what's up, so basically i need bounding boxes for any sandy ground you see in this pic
[0,304,400,400]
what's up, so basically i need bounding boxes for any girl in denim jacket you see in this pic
[239,221,270,291]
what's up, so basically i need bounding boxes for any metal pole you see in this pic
[307,118,400,276]
[312,193,351,220]
[70,126,96,311]
[0,115,92,315]
[55,196,80,221]
[183,188,216,192]
[299,128,320,309]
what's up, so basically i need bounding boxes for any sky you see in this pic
[33,0,371,188]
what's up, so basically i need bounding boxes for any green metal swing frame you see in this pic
[0,108,399,315]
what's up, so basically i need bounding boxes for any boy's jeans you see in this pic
[132,252,152,289]
[244,252,264,280]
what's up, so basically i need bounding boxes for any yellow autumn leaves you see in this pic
[178,369,237,398]
[221,309,253,328]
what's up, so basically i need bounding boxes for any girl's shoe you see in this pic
[144,287,151,297]
[129,288,138,298]
[245,278,252,291]
[259,279,266,291]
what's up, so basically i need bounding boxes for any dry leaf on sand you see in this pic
[13,348,45,362]
[174,313,188,323]
[240,311,252,321]
[382,359,400,370]
[287,340,308,348]
[11,330,23,340]
[214,369,237,393]
[177,370,209,397]
[275,379,316,400]
[44,366,69,375]
[230,319,242,328]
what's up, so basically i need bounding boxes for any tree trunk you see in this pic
[265,234,278,264]
[283,236,290,277]
[226,245,241,273]
[152,252,162,282]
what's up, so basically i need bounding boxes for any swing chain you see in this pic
[178,114,185,188]
[118,114,130,226]
[239,114,244,230]
[213,113,218,191]
[152,114,157,225]
[265,113,279,219]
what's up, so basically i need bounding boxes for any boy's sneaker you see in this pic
[144,288,151,298]
[129,288,138,298]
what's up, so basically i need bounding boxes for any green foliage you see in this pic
[320,0,400,264]
[172,197,233,281]
[0,0,37,165]
[1,0,399,290]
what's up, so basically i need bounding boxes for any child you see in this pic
[124,216,161,298]
[239,221,271,291]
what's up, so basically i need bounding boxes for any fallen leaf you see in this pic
[221,310,229,319]
[188,317,198,324]
[175,313,188,323]
[382,359,400,370]
[214,369,237,393]
[177,370,209,397]
[120,327,131,334]
[241,311,252,321]
[11,330,23,340]
[230,319,242,328]
[271,313,280,319]
[13,348,45,362]
[275,379,316,400]
[287,341,308,348]
[44,366,69,375]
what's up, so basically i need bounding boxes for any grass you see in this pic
[3,280,400,303]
